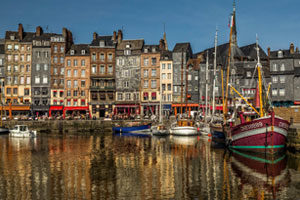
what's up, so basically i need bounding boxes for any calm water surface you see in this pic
[0,133,300,200]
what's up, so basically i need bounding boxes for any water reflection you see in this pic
[0,134,297,200]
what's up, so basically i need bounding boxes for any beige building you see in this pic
[160,51,173,114]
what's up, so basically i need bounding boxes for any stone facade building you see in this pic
[31,26,53,116]
[115,36,144,115]
[140,44,161,116]
[4,24,33,116]
[0,39,5,101]
[64,44,90,118]
[89,32,117,118]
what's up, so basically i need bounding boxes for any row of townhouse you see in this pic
[1,23,299,119]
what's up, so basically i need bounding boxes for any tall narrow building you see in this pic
[89,31,117,118]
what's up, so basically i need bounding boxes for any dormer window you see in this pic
[70,50,75,55]
[152,48,156,53]
[124,49,131,56]
[126,44,131,48]
[10,35,15,41]
[278,50,283,58]
[144,48,148,53]
[81,50,85,55]
[100,41,105,47]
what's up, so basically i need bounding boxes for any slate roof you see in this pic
[5,31,36,42]
[66,44,90,56]
[33,33,60,41]
[90,35,115,47]
[269,49,300,59]
[239,43,267,60]
[160,50,173,60]
[143,45,160,53]
[117,39,144,50]
[173,42,191,52]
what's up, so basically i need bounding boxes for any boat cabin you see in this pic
[13,125,29,132]
[177,120,194,127]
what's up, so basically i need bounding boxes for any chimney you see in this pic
[296,47,299,53]
[117,30,123,44]
[113,31,117,42]
[18,23,24,40]
[62,27,67,38]
[93,32,98,40]
[290,43,295,54]
[267,47,271,57]
[159,39,165,50]
[36,26,43,36]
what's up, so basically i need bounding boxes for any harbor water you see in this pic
[0,133,299,200]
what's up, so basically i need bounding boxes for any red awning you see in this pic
[49,106,64,111]
[115,104,139,108]
[73,99,78,101]
[64,106,90,111]
[67,99,71,101]
[152,92,156,97]
[144,92,148,97]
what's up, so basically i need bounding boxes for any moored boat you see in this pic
[170,119,198,136]
[0,126,9,135]
[112,123,152,134]
[151,125,169,136]
[10,125,37,138]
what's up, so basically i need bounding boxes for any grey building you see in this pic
[115,37,144,115]
[269,44,300,106]
[31,27,52,116]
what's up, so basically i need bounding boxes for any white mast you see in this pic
[205,51,209,122]
[212,29,218,117]
[159,63,163,123]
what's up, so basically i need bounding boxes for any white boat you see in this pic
[10,125,37,138]
[170,120,198,136]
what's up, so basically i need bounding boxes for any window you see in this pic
[144,58,149,66]
[67,90,71,96]
[108,54,113,61]
[81,69,85,77]
[151,80,157,89]
[92,53,96,61]
[35,76,40,84]
[54,45,58,53]
[174,86,178,93]
[124,70,129,77]
[60,68,64,75]
[67,100,71,106]
[26,55,31,62]
[144,48,148,53]
[13,88,18,95]
[143,81,148,88]
[162,73,166,79]
[54,56,58,63]
[54,68,58,75]
[14,45,19,50]
[20,76,24,84]
[100,53,105,61]
[26,77,30,84]
[92,65,97,74]
[74,69,78,77]
[14,65,18,72]
[14,55,18,62]
[70,50,75,55]
[108,65,113,74]
[280,76,286,83]
[43,76,48,84]
[167,94,172,101]
[152,92,156,100]
[60,57,64,64]
[81,91,85,97]
[279,88,285,96]
[24,89,29,96]
[74,80,78,87]
[81,80,86,87]
[151,58,157,66]
[272,76,278,83]
[123,81,129,88]
[81,99,85,106]
[45,52,49,58]
[81,59,85,66]
[67,80,71,88]
[60,46,64,53]
[124,49,131,55]
[7,65,11,72]
[7,55,12,62]
[195,76,198,81]
[6,88,11,95]
[73,90,78,96]
[162,84,166,91]
[67,59,71,66]
[168,84,171,91]
[100,41,105,47]
[0,59,2,66]
[125,93,131,100]
[144,69,148,78]
[273,64,278,71]
[7,44,12,50]
[67,70,71,77]
[168,73,171,79]
[20,54,24,61]
[118,93,123,101]
[280,64,285,71]
[81,50,85,55]
[247,71,251,77]
[188,75,192,81]
[272,88,278,96]
[162,64,166,69]
[26,65,30,72]
[74,59,78,66]
[20,65,24,72]
[44,64,48,71]
[168,63,172,69]
[100,65,105,74]
[151,69,157,77]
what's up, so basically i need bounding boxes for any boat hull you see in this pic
[170,126,198,136]
[210,123,226,143]
[10,130,37,138]
[0,127,9,135]
[229,115,289,154]
[112,124,152,133]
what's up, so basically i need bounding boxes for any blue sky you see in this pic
[1,0,299,53]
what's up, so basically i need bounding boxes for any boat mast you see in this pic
[181,49,184,115]
[0,83,2,127]
[205,51,209,122]
[212,28,218,117]
[256,36,264,117]
[159,62,163,123]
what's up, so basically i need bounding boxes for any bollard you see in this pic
[290,117,294,125]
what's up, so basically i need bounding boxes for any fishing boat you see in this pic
[151,125,169,136]
[112,123,152,134]
[10,125,37,138]
[170,119,198,136]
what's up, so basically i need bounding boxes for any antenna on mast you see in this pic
[256,34,261,65]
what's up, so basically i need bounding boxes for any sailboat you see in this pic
[227,39,290,154]
[0,84,9,135]
[170,50,198,136]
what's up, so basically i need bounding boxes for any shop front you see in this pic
[63,106,91,119]
[0,104,31,119]
[49,106,64,118]
[114,104,140,119]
